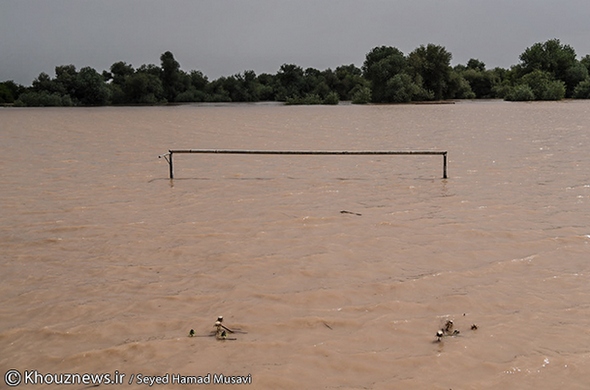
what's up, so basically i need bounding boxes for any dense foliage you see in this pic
[2,39,590,106]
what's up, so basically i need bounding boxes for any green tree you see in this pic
[564,62,589,97]
[205,77,231,102]
[362,46,406,102]
[321,68,338,96]
[407,44,453,100]
[104,61,135,104]
[303,67,332,99]
[76,67,109,105]
[189,70,208,90]
[124,72,164,104]
[466,58,486,72]
[239,70,262,101]
[331,64,366,100]
[275,64,305,101]
[447,71,475,99]
[174,70,210,102]
[54,65,79,97]
[160,51,185,102]
[458,59,502,98]
[137,64,162,78]
[0,83,14,103]
[108,83,126,104]
[22,71,71,106]
[519,39,576,80]
[32,72,60,94]
[109,61,134,86]
[518,39,581,97]
[462,69,497,98]
[0,81,24,104]
[214,71,261,102]
[256,73,276,101]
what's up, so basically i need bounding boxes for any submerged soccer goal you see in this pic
[159,149,448,180]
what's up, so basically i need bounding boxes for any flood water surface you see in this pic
[1,101,590,389]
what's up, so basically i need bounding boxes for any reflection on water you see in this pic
[1,101,590,389]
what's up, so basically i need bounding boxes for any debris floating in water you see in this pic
[215,315,247,335]
[186,315,246,339]
[435,319,461,342]
[340,210,362,216]
[215,321,237,340]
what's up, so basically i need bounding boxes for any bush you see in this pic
[505,85,535,101]
[539,80,566,100]
[573,79,590,99]
[175,88,208,102]
[322,91,340,105]
[14,91,73,106]
[462,69,497,98]
[447,72,476,99]
[492,83,512,99]
[351,86,371,104]
[565,63,589,97]
[504,69,566,101]
[518,70,565,100]
[285,94,320,105]
[386,73,420,103]
[61,94,73,106]
[285,93,338,105]
[108,84,126,104]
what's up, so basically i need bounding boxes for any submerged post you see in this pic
[158,151,174,179]
[169,151,174,179]
[160,149,448,180]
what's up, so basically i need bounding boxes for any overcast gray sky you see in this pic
[2,0,590,85]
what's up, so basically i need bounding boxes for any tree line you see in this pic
[1,39,589,106]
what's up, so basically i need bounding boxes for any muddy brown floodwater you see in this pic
[1,101,589,389]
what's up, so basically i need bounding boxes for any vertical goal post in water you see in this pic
[159,149,448,180]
